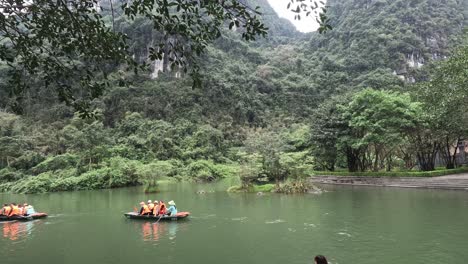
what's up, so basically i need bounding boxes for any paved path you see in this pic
[310,173,468,190]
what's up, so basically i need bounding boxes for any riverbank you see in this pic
[311,174,468,190]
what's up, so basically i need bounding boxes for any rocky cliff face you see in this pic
[111,0,300,79]
[311,0,467,82]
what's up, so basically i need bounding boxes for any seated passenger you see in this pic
[147,200,154,213]
[18,204,24,215]
[152,200,160,216]
[1,203,11,216]
[158,201,167,215]
[8,203,21,217]
[139,202,151,216]
[166,200,177,216]
[24,203,35,216]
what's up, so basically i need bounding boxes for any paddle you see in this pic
[154,213,164,223]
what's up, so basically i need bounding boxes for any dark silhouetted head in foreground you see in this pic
[314,255,328,264]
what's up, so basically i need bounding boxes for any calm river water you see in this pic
[1,181,468,264]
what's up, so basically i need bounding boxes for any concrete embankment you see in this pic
[311,174,468,191]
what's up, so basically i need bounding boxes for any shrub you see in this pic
[10,173,54,194]
[227,183,275,193]
[186,160,222,181]
[31,153,79,174]
[106,157,141,188]
[273,179,315,194]
[0,167,25,183]
[212,163,239,178]
[10,151,45,170]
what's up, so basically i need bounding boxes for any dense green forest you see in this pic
[0,0,467,193]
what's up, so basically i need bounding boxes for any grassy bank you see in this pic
[312,167,468,177]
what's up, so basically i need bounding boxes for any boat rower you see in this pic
[166,200,177,216]
[152,200,160,216]
[158,201,167,215]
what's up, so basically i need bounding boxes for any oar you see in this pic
[154,213,164,224]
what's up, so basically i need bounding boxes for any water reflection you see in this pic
[1,221,36,241]
[135,221,188,242]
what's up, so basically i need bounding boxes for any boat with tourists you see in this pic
[125,199,189,221]
[1,203,47,222]
[0,212,48,222]
[124,211,190,221]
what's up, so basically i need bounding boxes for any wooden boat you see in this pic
[124,211,190,221]
[0,213,48,222]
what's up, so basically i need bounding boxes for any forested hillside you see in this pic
[0,0,467,193]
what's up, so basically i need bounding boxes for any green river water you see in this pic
[1,181,468,264]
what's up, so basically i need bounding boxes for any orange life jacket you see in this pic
[2,206,11,216]
[159,203,167,215]
[9,205,20,216]
[141,205,151,215]
[148,203,155,211]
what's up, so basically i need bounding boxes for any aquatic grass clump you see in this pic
[273,179,319,194]
[227,184,274,193]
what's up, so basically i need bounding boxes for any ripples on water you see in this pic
[265,219,286,224]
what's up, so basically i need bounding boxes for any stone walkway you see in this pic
[310,173,468,190]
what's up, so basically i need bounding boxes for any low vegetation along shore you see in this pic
[313,167,468,178]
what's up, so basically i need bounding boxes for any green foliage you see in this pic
[4,158,142,194]
[10,151,45,171]
[9,173,54,194]
[32,154,80,175]
[227,183,274,193]
[310,95,348,171]
[272,179,315,194]
[185,160,223,182]
[0,167,25,183]
[340,88,422,171]
[0,0,273,114]
[0,0,467,193]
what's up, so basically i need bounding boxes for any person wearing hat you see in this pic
[138,201,151,216]
[24,203,36,216]
[147,200,155,213]
[166,200,177,216]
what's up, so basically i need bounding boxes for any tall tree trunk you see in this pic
[443,136,459,169]
[373,147,379,172]
[416,142,438,171]
[346,147,360,172]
